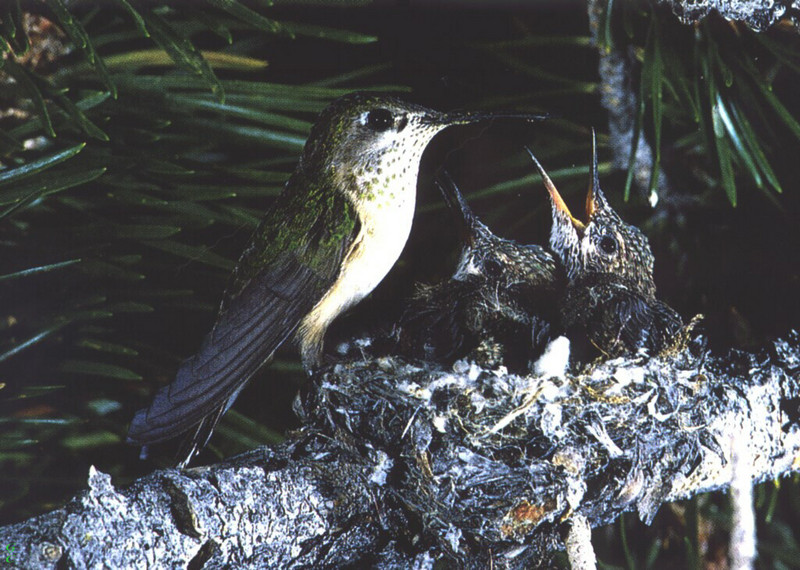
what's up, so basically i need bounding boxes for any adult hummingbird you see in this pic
[526,135,682,358]
[127,92,544,463]
[391,169,563,371]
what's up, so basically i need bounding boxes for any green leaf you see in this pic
[311,62,391,87]
[109,254,143,265]
[76,90,115,112]
[737,54,800,140]
[261,0,371,5]
[0,143,85,185]
[624,88,645,201]
[0,438,38,451]
[162,184,239,201]
[0,321,70,364]
[141,239,235,271]
[205,0,283,34]
[155,200,245,227]
[50,90,110,141]
[0,57,55,137]
[645,537,663,569]
[78,260,145,281]
[112,74,383,99]
[213,167,288,183]
[76,338,139,356]
[659,30,700,122]
[163,298,216,312]
[133,288,195,299]
[713,110,737,206]
[192,11,233,43]
[112,224,183,239]
[0,259,82,282]
[0,418,78,425]
[621,0,636,40]
[0,127,22,153]
[102,301,154,313]
[62,431,122,449]
[44,0,117,98]
[642,17,663,198]
[168,94,312,132]
[110,0,150,38]
[703,32,737,206]
[103,49,268,72]
[105,188,169,207]
[132,3,225,103]
[597,0,614,52]
[0,6,15,44]
[489,51,597,91]
[729,102,783,193]
[60,359,142,380]
[279,21,378,44]
[1,0,28,54]
[620,514,636,570]
[16,385,65,397]
[0,166,106,208]
[4,91,109,143]
[183,118,306,151]
[217,204,262,227]
[87,398,123,415]
[219,409,285,445]
[754,33,800,76]
[143,160,195,176]
[715,93,763,189]
[695,35,715,173]
[764,480,780,523]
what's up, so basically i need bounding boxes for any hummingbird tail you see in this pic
[127,258,316,455]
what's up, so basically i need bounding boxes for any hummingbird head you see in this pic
[526,134,656,297]
[436,170,555,291]
[302,92,546,204]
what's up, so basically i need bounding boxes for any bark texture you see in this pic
[2,332,799,569]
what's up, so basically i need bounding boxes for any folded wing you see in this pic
[128,178,359,459]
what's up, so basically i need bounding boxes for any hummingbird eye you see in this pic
[599,234,618,256]
[366,109,394,132]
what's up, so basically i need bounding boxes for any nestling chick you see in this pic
[527,134,682,358]
[392,170,564,371]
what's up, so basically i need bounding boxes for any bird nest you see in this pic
[295,329,800,566]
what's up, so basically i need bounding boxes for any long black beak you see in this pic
[422,110,549,126]
[435,169,488,247]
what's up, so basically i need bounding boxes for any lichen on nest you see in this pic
[297,331,800,564]
[656,0,796,31]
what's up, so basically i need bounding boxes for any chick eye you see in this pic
[366,109,394,132]
[599,235,618,255]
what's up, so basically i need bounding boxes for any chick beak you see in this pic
[525,147,586,232]
[584,127,609,222]
[435,168,488,248]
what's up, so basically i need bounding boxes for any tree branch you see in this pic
[655,0,796,31]
[587,0,671,207]
[2,332,799,568]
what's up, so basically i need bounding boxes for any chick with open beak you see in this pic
[529,134,656,298]
[527,134,682,358]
